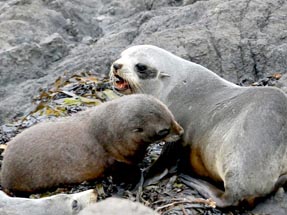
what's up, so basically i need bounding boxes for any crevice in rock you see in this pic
[237,44,245,82]
[248,40,262,81]
[237,0,252,83]
[145,0,184,10]
[42,0,103,41]
[144,0,155,10]
[258,0,286,33]
[204,25,224,75]
[257,8,271,32]
[184,0,209,6]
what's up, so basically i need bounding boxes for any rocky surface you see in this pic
[0,0,287,124]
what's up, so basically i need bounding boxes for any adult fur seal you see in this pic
[0,189,97,215]
[1,94,183,193]
[110,45,287,207]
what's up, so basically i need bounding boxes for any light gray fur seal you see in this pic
[1,94,183,193]
[0,189,97,215]
[78,197,159,215]
[110,45,287,207]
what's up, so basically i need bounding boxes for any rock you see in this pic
[40,33,70,64]
[0,0,287,124]
[0,34,69,88]
[78,197,159,215]
[0,189,97,215]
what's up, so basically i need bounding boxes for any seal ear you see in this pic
[71,199,81,212]
[159,72,170,78]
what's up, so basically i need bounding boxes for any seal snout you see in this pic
[164,121,184,142]
[173,121,184,136]
[110,62,132,92]
[112,63,123,74]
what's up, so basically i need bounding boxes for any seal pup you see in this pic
[0,189,97,215]
[1,94,183,193]
[110,45,287,207]
[78,197,159,215]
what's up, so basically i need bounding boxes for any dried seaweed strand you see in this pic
[180,204,189,215]
[155,198,216,212]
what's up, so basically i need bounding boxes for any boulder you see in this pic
[0,0,287,123]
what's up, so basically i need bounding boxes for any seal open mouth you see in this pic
[113,75,130,91]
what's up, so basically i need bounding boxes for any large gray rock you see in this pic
[0,0,287,124]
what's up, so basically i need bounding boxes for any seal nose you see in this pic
[113,63,123,71]
[173,122,184,136]
[163,122,184,142]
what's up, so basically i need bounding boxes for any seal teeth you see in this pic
[113,74,129,91]
[114,75,123,82]
[114,76,120,82]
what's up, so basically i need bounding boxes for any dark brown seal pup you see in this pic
[110,45,287,208]
[1,94,183,193]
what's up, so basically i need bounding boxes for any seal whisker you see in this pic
[134,82,144,93]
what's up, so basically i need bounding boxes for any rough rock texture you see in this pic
[1,0,287,123]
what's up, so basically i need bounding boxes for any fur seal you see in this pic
[0,189,97,215]
[1,94,183,193]
[78,197,159,215]
[110,45,287,207]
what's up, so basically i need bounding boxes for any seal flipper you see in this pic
[274,174,287,192]
[143,140,183,186]
[180,174,236,208]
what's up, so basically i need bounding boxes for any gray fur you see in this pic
[79,197,158,215]
[111,45,287,207]
[0,189,97,215]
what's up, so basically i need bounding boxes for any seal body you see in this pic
[110,45,287,207]
[0,189,97,215]
[1,94,183,193]
[78,197,159,215]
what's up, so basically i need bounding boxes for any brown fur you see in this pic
[1,94,183,193]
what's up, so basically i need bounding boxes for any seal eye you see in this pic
[134,63,157,79]
[71,200,81,211]
[157,128,170,139]
[133,128,144,133]
[135,63,147,72]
